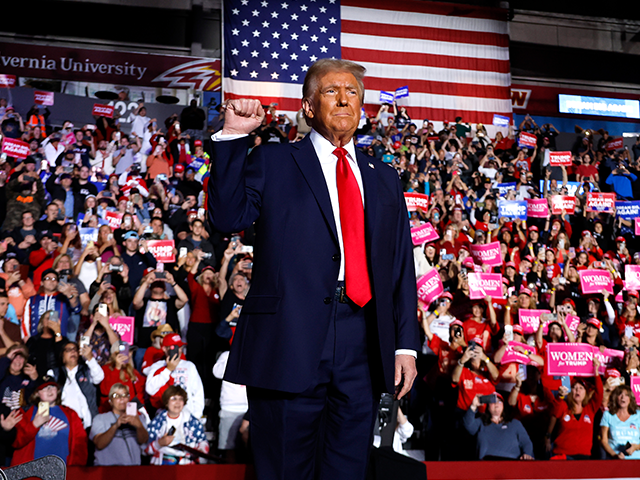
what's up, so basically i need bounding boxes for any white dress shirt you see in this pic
[60,358,104,428]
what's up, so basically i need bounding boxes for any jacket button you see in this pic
[332,254,340,262]
[324,297,332,304]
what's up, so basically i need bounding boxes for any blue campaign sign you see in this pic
[497,182,517,197]
[382,154,394,164]
[395,86,409,99]
[357,135,374,146]
[539,180,582,197]
[616,201,640,219]
[188,159,205,171]
[498,200,527,220]
[79,228,99,248]
[379,91,394,103]
[493,114,510,127]
[391,134,402,143]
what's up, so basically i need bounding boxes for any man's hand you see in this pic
[394,354,417,400]
[221,99,265,136]
[0,410,23,431]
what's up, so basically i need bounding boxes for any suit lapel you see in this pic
[292,136,339,243]
[355,150,378,243]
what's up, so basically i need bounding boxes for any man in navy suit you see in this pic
[208,59,419,480]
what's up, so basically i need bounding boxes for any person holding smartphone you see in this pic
[90,383,148,466]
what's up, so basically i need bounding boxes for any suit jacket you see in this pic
[208,134,420,394]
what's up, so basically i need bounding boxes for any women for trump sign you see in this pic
[468,273,502,299]
[579,269,613,294]
[469,242,502,267]
[546,343,624,376]
[416,269,444,305]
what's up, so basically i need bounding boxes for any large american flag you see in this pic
[223,0,512,124]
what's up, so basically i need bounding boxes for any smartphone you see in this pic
[478,393,497,404]
[49,310,59,323]
[118,342,130,361]
[518,363,527,380]
[625,326,634,338]
[79,336,90,349]
[126,402,137,416]
[561,375,571,393]
[198,207,205,218]
[179,247,188,258]
[504,325,514,343]
[168,345,180,360]
[98,303,108,317]
[156,262,165,273]
[167,426,176,436]
[241,245,254,254]
[38,401,50,417]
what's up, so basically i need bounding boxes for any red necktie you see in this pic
[334,147,371,307]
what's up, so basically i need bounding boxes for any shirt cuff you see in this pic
[211,132,248,142]
[395,349,417,358]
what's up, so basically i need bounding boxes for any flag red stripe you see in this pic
[341,19,509,48]
[341,0,508,22]
[363,105,508,124]
[341,47,511,74]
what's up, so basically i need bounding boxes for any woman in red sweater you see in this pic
[99,341,145,413]
[545,356,603,459]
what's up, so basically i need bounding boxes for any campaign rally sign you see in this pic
[109,316,135,345]
[34,91,54,106]
[92,103,114,118]
[356,135,374,146]
[470,241,502,267]
[518,132,537,148]
[605,137,624,151]
[0,75,16,88]
[147,240,176,263]
[105,211,123,230]
[411,223,439,246]
[379,91,394,103]
[1,138,29,159]
[382,154,394,164]
[416,269,444,305]
[547,343,624,376]
[615,201,640,220]
[497,182,517,197]
[636,218,640,235]
[632,377,640,404]
[404,193,429,212]
[395,86,409,99]
[539,180,581,197]
[79,228,99,249]
[550,195,576,215]
[586,192,616,213]
[468,273,502,300]
[492,114,510,128]
[566,314,581,337]
[391,134,402,143]
[526,198,549,218]
[549,151,572,167]
[501,341,537,365]
[518,309,552,334]
[625,265,640,291]
[498,200,527,220]
[579,269,613,294]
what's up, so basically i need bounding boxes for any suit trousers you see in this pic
[247,286,379,480]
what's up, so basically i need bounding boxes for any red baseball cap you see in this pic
[616,236,626,242]
[440,292,453,301]
[586,318,601,329]
[174,163,185,173]
[562,298,576,308]
[462,257,475,267]
[605,368,621,379]
[528,225,538,232]
[450,319,464,328]
[194,140,203,147]
[512,324,524,335]
[520,288,532,297]
[505,261,516,268]
[162,333,187,348]
[628,291,639,299]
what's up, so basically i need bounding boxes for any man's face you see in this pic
[303,71,361,144]
[152,219,164,235]
[42,273,59,292]
[75,131,83,142]
[191,221,203,236]
[79,167,90,180]
[22,212,34,227]
[125,237,138,252]
[47,204,59,219]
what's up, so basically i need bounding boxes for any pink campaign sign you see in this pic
[501,341,537,365]
[579,269,613,294]
[636,218,640,235]
[632,377,640,405]
[105,211,123,230]
[469,241,502,267]
[526,198,549,218]
[1,138,30,159]
[468,273,502,300]
[566,314,581,336]
[416,269,444,305]
[34,91,54,106]
[518,309,551,334]
[546,343,624,377]
[109,316,134,345]
[550,195,576,215]
[625,265,640,291]
[410,222,439,246]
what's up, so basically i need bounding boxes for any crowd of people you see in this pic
[0,91,639,467]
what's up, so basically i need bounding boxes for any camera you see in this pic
[109,264,123,272]
[201,252,213,259]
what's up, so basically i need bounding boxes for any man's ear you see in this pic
[302,98,314,120]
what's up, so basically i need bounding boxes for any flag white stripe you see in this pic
[341,6,509,35]
[361,62,511,87]
[341,33,509,61]
[225,78,303,99]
